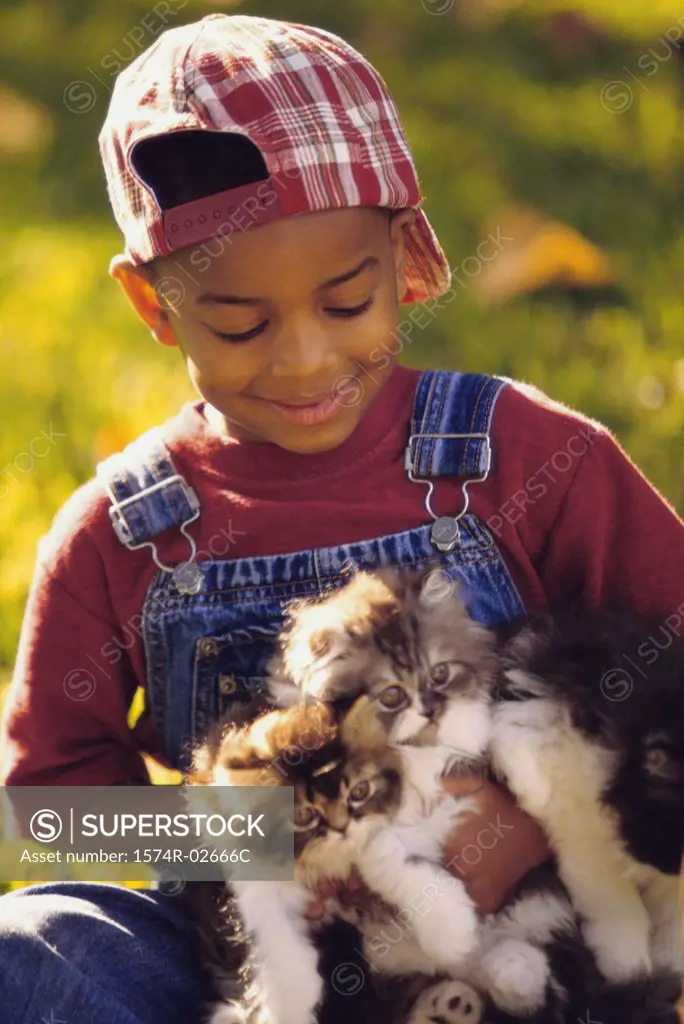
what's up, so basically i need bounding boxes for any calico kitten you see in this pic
[185,698,483,1024]
[270,568,684,1005]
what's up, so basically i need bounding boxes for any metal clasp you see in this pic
[404,432,491,551]
[107,474,201,583]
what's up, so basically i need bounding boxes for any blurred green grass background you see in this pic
[1,0,684,889]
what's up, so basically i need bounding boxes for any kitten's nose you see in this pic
[420,690,440,719]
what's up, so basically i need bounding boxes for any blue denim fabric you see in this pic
[0,370,526,1023]
[145,513,523,771]
[0,882,210,1023]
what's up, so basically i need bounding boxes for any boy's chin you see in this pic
[268,417,360,454]
[214,399,367,452]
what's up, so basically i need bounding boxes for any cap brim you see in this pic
[402,209,452,304]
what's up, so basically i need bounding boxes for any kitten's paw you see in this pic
[264,946,322,1024]
[478,939,549,1015]
[411,898,479,969]
[408,980,484,1024]
[584,917,652,982]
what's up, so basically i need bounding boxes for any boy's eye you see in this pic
[349,780,371,804]
[325,298,374,318]
[207,299,372,341]
[209,321,269,343]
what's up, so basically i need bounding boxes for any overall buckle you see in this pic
[108,475,202,593]
[404,432,491,552]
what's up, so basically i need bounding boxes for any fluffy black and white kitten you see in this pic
[490,609,684,984]
[270,568,684,1009]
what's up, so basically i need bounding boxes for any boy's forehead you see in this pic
[166,207,391,298]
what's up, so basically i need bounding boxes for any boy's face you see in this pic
[112,206,414,455]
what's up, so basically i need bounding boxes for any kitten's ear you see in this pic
[346,570,403,630]
[205,710,286,772]
[268,702,337,754]
[281,618,363,701]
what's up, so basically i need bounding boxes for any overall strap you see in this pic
[405,370,508,552]
[405,370,507,480]
[96,426,200,574]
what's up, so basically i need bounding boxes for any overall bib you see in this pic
[0,370,528,1024]
[99,369,526,771]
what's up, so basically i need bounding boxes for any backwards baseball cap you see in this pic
[98,13,451,304]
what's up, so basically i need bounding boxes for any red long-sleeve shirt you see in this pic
[2,365,683,786]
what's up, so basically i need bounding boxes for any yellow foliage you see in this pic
[0,87,52,157]
[474,206,614,304]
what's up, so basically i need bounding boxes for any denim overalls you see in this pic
[97,370,525,772]
[0,370,529,1024]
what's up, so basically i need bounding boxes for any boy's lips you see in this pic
[252,391,344,427]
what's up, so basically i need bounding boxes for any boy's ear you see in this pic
[389,208,416,303]
[108,254,179,348]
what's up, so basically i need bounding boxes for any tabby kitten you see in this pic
[270,567,498,758]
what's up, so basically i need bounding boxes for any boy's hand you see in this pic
[441,775,551,915]
[305,776,550,921]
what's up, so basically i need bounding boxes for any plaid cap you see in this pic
[98,13,451,304]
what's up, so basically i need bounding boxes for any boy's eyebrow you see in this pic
[195,256,379,306]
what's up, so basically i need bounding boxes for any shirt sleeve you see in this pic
[0,554,151,789]
[535,424,684,620]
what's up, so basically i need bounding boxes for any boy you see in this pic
[1,12,683,1024]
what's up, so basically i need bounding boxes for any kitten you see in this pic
[270,567,498,757]
[489,610,684,985]
[270,568,684,1007]
[185,698,482,1024]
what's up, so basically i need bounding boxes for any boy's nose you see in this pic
[269,319,337,382]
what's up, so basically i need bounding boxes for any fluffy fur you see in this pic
[270,568,498,757]
[185,698,483,1024]
[489,610,684,984]
[268,568,684,1018]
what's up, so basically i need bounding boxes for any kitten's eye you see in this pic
[349,780,371,804]
[431,663,450,687]
[430,662,472,690]
[294,806,319,830]
[377,685,407,710]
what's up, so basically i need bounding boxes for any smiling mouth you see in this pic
[268,395,330,408]
[252,390,347,427]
